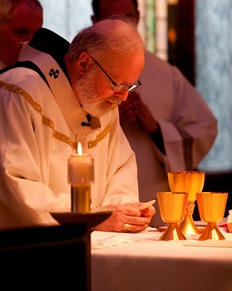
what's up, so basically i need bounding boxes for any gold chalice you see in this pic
[157,192,188,241]
[196,192,228,240]
[168,171,205,235]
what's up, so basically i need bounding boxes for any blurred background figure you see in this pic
[0,0,43,69]
[91,0,218,225]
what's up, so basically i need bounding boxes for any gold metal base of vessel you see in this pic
[198,223,225,241]
[179,213,201,236]
[159,223,186,241]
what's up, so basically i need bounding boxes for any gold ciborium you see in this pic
[157,192,188,241]
[196,192,228,240]
[168,171,205,235]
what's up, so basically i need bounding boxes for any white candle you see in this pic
[68,142,94,185]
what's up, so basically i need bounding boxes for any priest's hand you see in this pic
[94,202,155,233]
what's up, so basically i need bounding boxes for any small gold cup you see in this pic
[157,192,188,241]
[196,192,228,240]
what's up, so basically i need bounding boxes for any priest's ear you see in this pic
[76,52,92,75]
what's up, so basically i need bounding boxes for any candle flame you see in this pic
[77,142,83,155]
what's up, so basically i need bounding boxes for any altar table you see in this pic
[91,223,232,291]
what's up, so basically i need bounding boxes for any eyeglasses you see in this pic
[91,57,141,92]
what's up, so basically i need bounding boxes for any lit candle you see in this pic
[68,142,94,213]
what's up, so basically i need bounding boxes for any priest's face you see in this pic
[74,66,122,118]
[73,50,144,118]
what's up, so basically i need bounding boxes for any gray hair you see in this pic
[0,0,43,26]
[68,16,144,63]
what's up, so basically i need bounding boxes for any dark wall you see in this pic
[168,0,195,86]
[193,171,232,220]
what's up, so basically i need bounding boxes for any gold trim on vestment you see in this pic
[0,80,111,149]
[88,123,111,148]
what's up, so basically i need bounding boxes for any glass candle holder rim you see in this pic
[70,153,92,157]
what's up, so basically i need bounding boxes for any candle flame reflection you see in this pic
[77,142,82,155]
